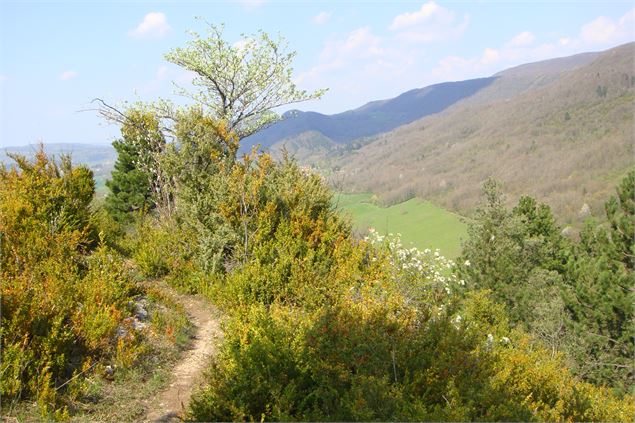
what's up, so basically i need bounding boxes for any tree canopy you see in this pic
[165,23,326,139]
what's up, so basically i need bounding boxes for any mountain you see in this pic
[326,43,634,224]
[243,77,497,152]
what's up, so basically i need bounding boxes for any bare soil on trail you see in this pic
[145,292,222,422]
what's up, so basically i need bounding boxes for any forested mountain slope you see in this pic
[242,77,496,151]
[332,43,634,223]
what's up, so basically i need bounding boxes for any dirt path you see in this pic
[145,291,223,422]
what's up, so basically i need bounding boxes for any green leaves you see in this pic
[165,23,326,139]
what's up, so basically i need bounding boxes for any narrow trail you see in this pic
[145,290,223,422]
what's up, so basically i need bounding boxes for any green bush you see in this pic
[0,149,139,418]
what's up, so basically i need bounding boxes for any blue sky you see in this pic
[1,0,633,147]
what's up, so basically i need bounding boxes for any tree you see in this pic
[105,139,152,224]
[459,177,634,393]
[103,107,173,220]
[165,23,326,139]
[604,169,634,269]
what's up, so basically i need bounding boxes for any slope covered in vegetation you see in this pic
[332,43,635,224]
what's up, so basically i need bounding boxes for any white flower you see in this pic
[486,333,494,349]
[464,260,471,267]
[452,315,462,327]
[501,336,510,344]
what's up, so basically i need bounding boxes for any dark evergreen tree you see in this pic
[105,137,153,223]
[562,169,634,392]
[605,169,634,270]
[104,109,167,223]
[460,175,634,393]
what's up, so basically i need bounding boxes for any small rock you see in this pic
[134,302,149,321]
[116,326,128,339]
[579,203,591,218]
[104,365,115,380]
[561,226,575,238]
[131,317,147,331]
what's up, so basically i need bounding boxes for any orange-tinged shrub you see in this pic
[0,148,137,417]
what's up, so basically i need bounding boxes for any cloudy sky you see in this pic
[1,0,633,147]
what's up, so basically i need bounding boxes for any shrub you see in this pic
[0,149,138,417]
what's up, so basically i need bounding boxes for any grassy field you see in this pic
[335,193,468,258]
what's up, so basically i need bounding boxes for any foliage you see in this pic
[90,24,633,420]
[105,108,169,222]
[165,23,326,139]
[604,169,635,269]
[0,149,138,417]
[189,226,633,421]
[459,175,634,392]
[183,152,632,421]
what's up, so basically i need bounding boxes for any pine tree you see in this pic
[605,169,635,269]
[104,137,152,224]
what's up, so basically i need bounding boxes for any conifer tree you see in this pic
[104,138,152,223]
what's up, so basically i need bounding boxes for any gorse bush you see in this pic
[189,227,633,421]
[0,149,138,418]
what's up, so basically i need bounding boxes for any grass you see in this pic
[335,193,467,258]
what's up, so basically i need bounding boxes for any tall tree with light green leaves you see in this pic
[164,23,326,140]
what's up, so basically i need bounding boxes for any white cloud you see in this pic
[559,37,571,46]
[481,48,500,65]
[508,31,535,47]
[129,12,171,39]
[320,27,384,62]
[581,16,618,44]
[137,65,172,94]
[313,11,331,25]
[60,70,78,81]
[390,1,448,30]
[580,8,634,44]
[389,2,468,44]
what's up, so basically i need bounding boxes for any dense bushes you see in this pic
[98,100,632,420]
[148,124,630,420]
[0,150,139,417]
[188,226,632,421]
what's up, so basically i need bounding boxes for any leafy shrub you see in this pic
[0,149,138,417]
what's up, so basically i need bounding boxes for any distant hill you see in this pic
[1,143,116,195]
[326,43,634,224]
[1,143,116,167]
[243,77,497,152]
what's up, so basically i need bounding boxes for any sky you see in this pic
[0,0,633,147]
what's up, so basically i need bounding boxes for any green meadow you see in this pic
[335,193,468,258]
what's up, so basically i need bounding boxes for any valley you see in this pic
[336,193,467,258]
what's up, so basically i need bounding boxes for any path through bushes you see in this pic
[145,289,222,422]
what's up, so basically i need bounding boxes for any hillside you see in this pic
[327,43,634,224]
[243,77,496,152]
